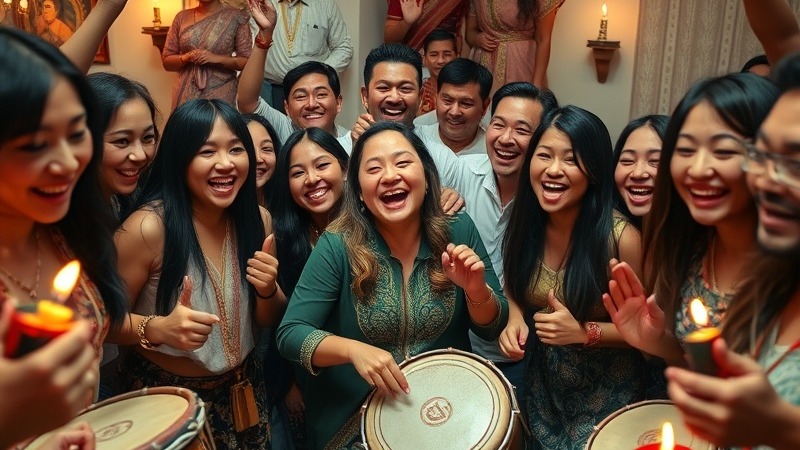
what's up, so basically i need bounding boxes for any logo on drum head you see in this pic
[420,397,452,426]
[637,428,661,446]
[95,421,133,441]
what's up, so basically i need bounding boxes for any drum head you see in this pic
[26,387,201,450]
[362,349,515,450]
[585,400,715,450]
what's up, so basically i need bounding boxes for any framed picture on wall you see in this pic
[0,0,110,64]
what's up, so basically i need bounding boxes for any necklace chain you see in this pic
[0,229,41,300]
[280,1,304,54]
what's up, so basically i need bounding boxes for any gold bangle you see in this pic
[466,285,494,306]
[137,315,158,350]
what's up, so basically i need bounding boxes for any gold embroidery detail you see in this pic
[300,329,332,375]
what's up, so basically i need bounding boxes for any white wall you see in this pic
[548,0,640,141]
[91,0,639,139]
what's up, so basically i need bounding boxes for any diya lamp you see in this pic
[3,261,81,358]
[635,422,692,450]
[684,297,721,376]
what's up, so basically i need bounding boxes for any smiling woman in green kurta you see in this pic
[277,122,508,450]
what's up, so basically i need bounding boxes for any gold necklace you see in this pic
[280,1,304,54]
[0,228,41,300]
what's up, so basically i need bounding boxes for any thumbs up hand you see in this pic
[148,277,220,351]
[532,289,584,346]
[246,234,279,299]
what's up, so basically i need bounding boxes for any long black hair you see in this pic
[87,72,160,221]
[611,114,669,228]
[270,127,348,298]
[242,113,281,207]
[504,105,614,322]
[134,99,265,316]
[0,28,127,328]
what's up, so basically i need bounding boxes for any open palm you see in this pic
[602,261,666,351]
[248,0,277,31]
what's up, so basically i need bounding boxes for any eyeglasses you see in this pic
[740,140,800,189]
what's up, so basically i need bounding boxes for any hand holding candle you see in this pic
[684,298,721,376]
[3,261,81,358]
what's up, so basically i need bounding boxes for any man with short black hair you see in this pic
[418,29,457,116]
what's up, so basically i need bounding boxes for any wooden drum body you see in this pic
[585,400,716,450]
[361,348,522,450]
[26,386,215,450]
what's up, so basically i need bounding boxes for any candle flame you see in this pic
[660,422,674,450]
[52,260,80,302]
[689,297,709,327]
[602,3,607,17]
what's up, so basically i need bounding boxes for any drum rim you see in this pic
[360,348,519,450]
[28,386,206,450]
[583,399,716,450]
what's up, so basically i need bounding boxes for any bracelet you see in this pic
[137,315,158,350]
[257,284,278,300]
[466,285,494,306]
[584,321,602,347]
[254,34,272,50]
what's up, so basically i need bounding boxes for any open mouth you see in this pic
[33,183,70,199]
[116,167,142,180]
[379,189,409,209]
[380,106,407,121]
[493,147,519,162]
[541,182,568,202]
[256,167,268,178]
[209,177,235,194]
[305,187,330,203]
[302,112,324,121]
[625,186,653,205]
[688,186,728,205]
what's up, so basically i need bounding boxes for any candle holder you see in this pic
[586,39,620,83]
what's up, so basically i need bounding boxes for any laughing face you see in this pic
[614,126,661,217]
[530,127,588,215]
[361,62,420,126]
[486,96,543,183]
[101,98,157,196]
[436,82,489,150]
[748,91,800,253]
[186,117,249,211]
[670,101,754,227]
[247,121,276,188]
[423,39,456,80]
[358,130,426,230]
[284,73,342,133]
[0,77,92,224]
[287,136,345,226]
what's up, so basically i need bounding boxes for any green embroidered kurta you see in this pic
[277,213,508,450]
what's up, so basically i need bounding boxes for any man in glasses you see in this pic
[666,53,800,449]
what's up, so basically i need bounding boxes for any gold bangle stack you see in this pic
[137,314,158,350]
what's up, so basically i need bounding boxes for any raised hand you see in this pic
[442,243,485,294]
[602,259,666,353]
[148,277,220,351]
[666,338,786,448]
[246,234,279,298]
[348,341,409,398]
[440,187,465,215]
[532,290,585,346]
[400,0,423,25]
[247,0,277,32]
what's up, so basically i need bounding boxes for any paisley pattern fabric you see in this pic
[277,213,507,449]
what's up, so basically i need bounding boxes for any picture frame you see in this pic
[0,0,110,64]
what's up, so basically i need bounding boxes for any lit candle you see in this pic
[634,422,693,450]
[684,298,721,376]
[3,261,80,358]
[153,0,162,28]
[598,3,608,40]
[18,0,27,10]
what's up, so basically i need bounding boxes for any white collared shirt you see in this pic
[415,123,487,157]
[263,0,353,83]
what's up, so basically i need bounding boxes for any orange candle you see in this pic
[634,423,693,450]
[684,298,721,376]
[4,261,80,358]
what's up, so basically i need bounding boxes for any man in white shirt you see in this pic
[415,58,492,157]
[261,0,353,113]
[421,82,558,388]
[240,57,351,151]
